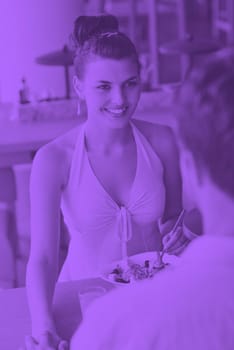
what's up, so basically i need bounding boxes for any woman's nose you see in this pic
[111,87,126,105]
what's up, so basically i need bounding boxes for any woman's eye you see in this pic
[97,85,111,90]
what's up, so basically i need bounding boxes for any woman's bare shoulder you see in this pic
[51,124,82,152]
[132,119,176,158]
[32,124,82,188]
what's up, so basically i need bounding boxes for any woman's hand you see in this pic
[18,331,69,350]
[162,226,190,256]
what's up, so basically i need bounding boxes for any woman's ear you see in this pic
[73,75,84,100]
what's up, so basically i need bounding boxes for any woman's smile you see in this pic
[103,106,128,118]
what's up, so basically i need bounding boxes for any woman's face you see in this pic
[75,56,141,129]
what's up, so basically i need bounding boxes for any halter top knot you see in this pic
[60,121,165,280]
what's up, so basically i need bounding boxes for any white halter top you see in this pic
[60,121,165,280]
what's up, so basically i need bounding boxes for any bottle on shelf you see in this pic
[19,77,31,104]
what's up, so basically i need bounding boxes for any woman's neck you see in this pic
[84,120,134,154]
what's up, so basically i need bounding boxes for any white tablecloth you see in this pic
[0,278,115,350]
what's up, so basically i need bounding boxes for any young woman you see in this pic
[71,48,234,350]
[24,14,190,349]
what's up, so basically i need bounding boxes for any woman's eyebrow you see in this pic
[96,80,111,84]
[96,76,138,84]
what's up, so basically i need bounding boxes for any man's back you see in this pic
[71,235,234,350]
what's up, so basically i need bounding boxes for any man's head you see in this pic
[176,49,234,207]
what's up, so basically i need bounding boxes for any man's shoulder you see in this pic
[71,252,234,349]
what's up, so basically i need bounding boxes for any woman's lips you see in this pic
[104,107,128,117]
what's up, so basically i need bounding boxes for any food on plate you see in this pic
[108,255,167,284]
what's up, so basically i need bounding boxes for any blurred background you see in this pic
[0,0,232,289]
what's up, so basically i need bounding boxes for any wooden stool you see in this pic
[0,167,17,289]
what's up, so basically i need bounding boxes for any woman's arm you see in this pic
[155,125,183,224]
[26,144,66,338]
[134,120,201,255]
[153,125,195,255]
[135,120,187,253]
[152,126,203,253]
[135,120,183,225]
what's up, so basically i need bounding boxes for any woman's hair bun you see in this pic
[73,14,119,48]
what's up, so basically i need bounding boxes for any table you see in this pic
[0,278,115,350]
[0,90,174,167]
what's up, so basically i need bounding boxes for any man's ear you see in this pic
[179,149,200,209]
[73,75,84,100]
[180,149,199,183]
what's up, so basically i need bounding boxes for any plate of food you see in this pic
[101,251,179,285]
